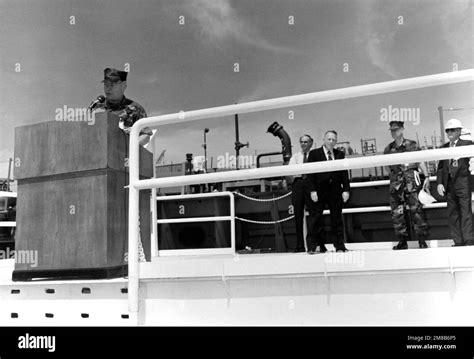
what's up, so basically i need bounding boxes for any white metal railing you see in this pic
[348,175,438,188]
[302,195,448,240]
[327,202,447,215]
[0,191,16,198]
[127,69,474,316]
[0,191,16,228]
[0,221,16,227]
[154,191,235,256]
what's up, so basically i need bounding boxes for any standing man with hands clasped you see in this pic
[306,130,350,254]
[436,119,473,247]
[288,134,315,252]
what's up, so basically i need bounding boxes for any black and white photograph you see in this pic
[0,0,473,354]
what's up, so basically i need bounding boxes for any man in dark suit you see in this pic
[436,119,473,246]
[307,130,350,253]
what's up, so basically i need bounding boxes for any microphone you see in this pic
[88,95,106,111]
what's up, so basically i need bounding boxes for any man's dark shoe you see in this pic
[318,244,328,253]
[418,240,428,249]
[393,240,408,250]
[336,246,349,252]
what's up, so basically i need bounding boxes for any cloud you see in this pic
[366,32,398,78]
[437,1,472,64]
[359,0,471,79]
[356,0,399,78]
[236,77,293,103]
[180,0,291,53]
[144,74,159,84]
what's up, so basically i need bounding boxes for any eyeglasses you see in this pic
[445,129,459,133]
[103,80,122,88]
[300,141,310,144]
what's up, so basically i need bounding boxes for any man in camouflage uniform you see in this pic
[95,68,152,146]
[383,121,430,250]
[94,68,150,262]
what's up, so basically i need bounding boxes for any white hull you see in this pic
[1,241,473,326]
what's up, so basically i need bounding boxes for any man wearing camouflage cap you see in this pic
[95,68,152,146]
[383,121,430,250]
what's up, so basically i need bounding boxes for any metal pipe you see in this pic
[128,125,140,321]
[234,114,249,170]
[134,146,474,190]
[318,202,446,215]
[157,248,235,257]
[7,158,12,192]
[155,191,234,201]
[203,128,209,172]
[256,151,282,168]
[438,106,445,144]
[131,70,473,132]
[267,122,292,164]
[235,114,240,170]
[157,216,232,224]
[150,188,158,258]
[230,193,236,252]
[349,176,437,188]
[0,222,16,227]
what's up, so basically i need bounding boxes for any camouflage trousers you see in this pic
[389,187,428,238]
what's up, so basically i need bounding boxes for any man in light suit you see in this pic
[437,119,473,246]
[288,134,314,252]
[307,130,350,253]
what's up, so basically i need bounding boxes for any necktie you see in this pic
[302,152,308,179]
[327,151,333,161]
[450,141,458,176]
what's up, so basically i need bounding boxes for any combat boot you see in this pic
[393,237,408,250]
[418,235,428,249]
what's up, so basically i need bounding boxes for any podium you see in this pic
[12,112,152,280]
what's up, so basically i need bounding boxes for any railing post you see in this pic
[229,193,236,253]
[128,126,141,319]
[151,187,158,258]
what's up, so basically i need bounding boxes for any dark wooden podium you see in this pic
[12,112,152,280]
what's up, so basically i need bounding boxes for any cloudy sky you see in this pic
[0,0,472,174]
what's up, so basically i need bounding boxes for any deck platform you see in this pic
[1,240,473,326]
